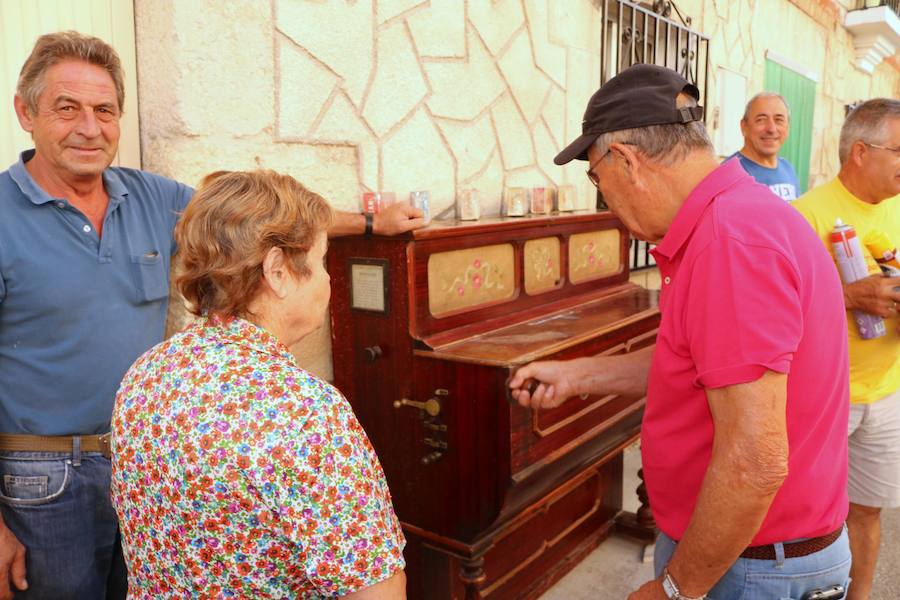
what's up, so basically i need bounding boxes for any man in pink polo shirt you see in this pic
[509,64,850,600]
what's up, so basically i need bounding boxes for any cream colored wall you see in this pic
[0,0,140,169]
[136,0,606,379]
[134,0,900,379]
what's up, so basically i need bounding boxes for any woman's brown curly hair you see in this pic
[174,170,334,318]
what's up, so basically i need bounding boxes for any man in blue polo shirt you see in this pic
[0,31,422,599]
[728,92,800,201]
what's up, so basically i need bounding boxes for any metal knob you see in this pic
[393,397,441,417]
[363,345,383,362]
[421,451,443,466]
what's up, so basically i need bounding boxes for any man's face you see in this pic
[860,117,900,202]
[15,60,121,179]
[587,144,651,241]
[740,96,790,160]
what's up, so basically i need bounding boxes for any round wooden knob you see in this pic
[363,345,383,362]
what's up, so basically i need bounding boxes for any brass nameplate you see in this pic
[350,259,389,313]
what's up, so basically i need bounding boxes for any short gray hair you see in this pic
[593,93,714,166]
[17,31,125,114]
[839,98,900,165]
[742,92,790,122]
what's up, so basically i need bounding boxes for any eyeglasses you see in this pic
[586,142,635,189]
[863,142,900,156]
[585,149,612,189]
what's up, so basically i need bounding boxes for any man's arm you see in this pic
[329,202,425,238]
[509,345,654,410]
[628,371,789,599]
[342,569,406,599]
[0,516,27,599]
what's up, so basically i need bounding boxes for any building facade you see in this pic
[3,1,896,377]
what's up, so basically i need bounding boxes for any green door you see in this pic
[764,59,816,193]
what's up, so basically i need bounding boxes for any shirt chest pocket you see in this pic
[129,251,169,304]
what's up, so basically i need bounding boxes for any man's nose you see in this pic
[74,108,102,138]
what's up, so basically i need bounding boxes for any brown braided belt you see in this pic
[0,433,112,459]
[739,527,843,560]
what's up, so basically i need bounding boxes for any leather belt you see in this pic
[0,433,112,459]
[740,527,843,560]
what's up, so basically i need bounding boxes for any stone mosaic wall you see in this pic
[275,0,619,216]
[134,0,900,378]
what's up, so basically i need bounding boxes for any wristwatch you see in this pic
[661,568,707,600]
[363,212,374,237]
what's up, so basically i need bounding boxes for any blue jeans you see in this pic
[655,527,851,600]
[0,450,126,600]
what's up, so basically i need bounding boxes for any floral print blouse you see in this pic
[110,316,405,599]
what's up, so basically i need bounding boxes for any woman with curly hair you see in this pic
[110,170,406,599]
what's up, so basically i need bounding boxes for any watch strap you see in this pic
[662,567,706,600]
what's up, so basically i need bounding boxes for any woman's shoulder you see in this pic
[263,364,356,426]
[283,365,342,402]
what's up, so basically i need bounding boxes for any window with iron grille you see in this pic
[596,0,711,271]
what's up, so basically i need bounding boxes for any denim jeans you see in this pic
[655,526,851,600]
[0,450,126,600]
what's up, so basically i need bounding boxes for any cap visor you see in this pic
[554,133,597,165]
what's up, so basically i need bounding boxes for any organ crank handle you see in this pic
[506,373,590,403]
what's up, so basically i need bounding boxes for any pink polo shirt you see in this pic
[643,159,849,545]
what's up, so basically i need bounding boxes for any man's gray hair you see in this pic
[742,92,790,121]
[839,98,900,165]
[17,31,125,114]
[593,93,714,166]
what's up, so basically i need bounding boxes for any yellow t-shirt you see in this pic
[793,177,900,404]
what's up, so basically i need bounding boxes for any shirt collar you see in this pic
[736,152,780,172]
[102,166,129,207]
[8,149,129,207]
[652,158,749,260]
[202,314,297,365]
[832,176,897,213]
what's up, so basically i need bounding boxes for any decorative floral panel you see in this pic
[524,237,561,295]
[568,230,621,284]
[428,244,515,317]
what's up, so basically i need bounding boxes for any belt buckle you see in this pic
[97,432,112,459]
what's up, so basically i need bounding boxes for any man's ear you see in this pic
[610,142,645,188]
[261,247,289,299]
[13,96,34,134]
[739,118,749,138]
[850,140,868,168]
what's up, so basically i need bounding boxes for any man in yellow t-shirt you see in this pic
[794,98,900,600]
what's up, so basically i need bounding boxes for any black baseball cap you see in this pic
[554,64,703,165]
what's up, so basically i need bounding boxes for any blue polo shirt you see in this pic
[0,150,193,435]
[727,152,800,201]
